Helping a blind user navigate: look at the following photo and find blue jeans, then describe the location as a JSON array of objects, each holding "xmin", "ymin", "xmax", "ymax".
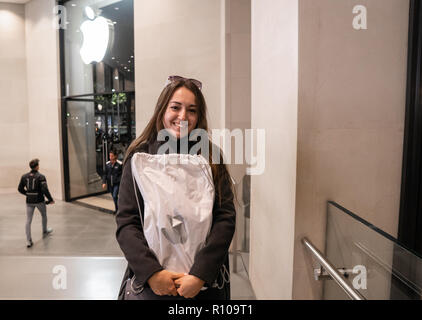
[
  {"xmin": 26, "ymin": 203, "xmax": 47, "ymax": 242},
  {"xmin": 110, "ymin": 184, "xmax": 119, "ymax": 212}
]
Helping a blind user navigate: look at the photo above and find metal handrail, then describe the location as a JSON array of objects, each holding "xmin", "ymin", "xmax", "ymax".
[{"xmin": 302, "ymin": 237, "xmax": 366, "ymax": 300}]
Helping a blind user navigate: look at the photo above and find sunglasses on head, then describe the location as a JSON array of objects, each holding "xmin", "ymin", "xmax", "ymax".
[{"xmin": 165, "ymin": 75, "xmax": 203, "ymax": 91}]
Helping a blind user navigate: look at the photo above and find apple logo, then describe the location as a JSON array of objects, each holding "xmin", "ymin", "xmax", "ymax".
[{"xmin": 80, "ymin": 6, "xmax": 114, "ymax": 64}]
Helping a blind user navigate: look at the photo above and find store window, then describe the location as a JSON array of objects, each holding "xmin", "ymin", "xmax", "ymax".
[{"xmin": 59, "ymin": 0, "xmax": 135, "ymax": 201}]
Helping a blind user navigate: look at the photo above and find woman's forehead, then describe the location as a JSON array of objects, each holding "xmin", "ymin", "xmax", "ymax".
[
  {"xmin": 171, "ymin": 87, "xmax": 196, "ymax": 100},
  {"xmin": 169, "ymin": 87, "xmax": 197, "ymax": 106}
]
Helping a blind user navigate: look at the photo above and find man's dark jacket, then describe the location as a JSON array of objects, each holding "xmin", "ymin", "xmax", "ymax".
[
  {"xmin": 102, "ymin": 160, "xmax": 123, "ymax": 188},
  {"xmin": 18, "ymin": 170, "xmax": 54, "ymax": 204},
  {"xmin": 115, "ymin": 139, "xmax": 236, "ymax": 299}
]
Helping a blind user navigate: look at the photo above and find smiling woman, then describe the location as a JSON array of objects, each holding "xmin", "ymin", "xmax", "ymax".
[
  {"xmin": 117, "ymin": 76, "xmax": 236, "ymax": 300},
  {"xmin": 162, "ymin": 87, "xmax": 199, "ymax": 138}
]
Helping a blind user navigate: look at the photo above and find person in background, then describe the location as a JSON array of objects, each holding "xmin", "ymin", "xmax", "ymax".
[
  {"xmin": 102, "ymin": 150, "xmax": 123, "ymax": 213},
  {"xmin": 18, "ymin": 158, "xmax": 54, "ymax": 248}
]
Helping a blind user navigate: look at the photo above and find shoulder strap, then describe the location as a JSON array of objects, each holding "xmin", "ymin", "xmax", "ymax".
[{"xmin": 132, "ymin": 168, "xmax": 144, "ymax": 229}]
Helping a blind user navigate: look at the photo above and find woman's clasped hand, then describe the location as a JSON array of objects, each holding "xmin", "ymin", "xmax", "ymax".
[{"xmin": 148, "ymin": 270, "xmax": 205, "ymax": 298}]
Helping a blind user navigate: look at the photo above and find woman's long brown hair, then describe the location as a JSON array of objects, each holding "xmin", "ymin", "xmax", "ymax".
[{"xmin": 124, "ymin": 78, "xmax": 234, "ymax": 205}]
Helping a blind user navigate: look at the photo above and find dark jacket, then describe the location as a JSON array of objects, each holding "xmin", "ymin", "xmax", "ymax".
[
  {"xmin": 18, "ymin": 170, "xmax": 54, "ymax": 204},
  {"xmin": 115, "ymin": 139, "xmax": 236, "ymax": 299},
  {"xmin": 102, "ymin": 160, "xmax": 123, "ymax": 188}
]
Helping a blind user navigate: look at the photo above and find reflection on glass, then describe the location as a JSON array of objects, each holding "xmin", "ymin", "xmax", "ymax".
[
  {"xmin": 64, "ymin": 0, "xmax": 134, "ymax": 96},
  {"xmin": 236, "ymin": 174, "xmax": 251, "ymax": 275},
  {"xmin": 67, "ymin": 99, "xmax": 103, "ymax": 198},
  {"xmin": 67, "ymin": 93, "xmax": 135, "ymax": 199},
  {"xmin": 324, "ymin": 202, "xmax": 422, "ymax": 300}
]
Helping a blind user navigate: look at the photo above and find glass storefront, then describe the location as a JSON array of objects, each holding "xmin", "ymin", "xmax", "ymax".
[
  {"xmin": 59, "ymin": 0, "xmax": 135, "ymax": 201},
  {"xmin": 65, "ymin": 93, "xmax": 135, "ymax": 199}
]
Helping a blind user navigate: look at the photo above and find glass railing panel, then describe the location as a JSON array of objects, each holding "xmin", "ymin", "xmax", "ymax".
[
  {"xmin": 0, "ymin": 256, "xmax": 126, "ymax": 300},
  {"xmin": 324, "ymin": 202, "xmax": 422, "ymax": 300}
]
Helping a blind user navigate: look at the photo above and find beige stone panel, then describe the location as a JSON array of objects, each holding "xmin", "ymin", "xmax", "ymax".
[
  {"xmin": 292, "ymin": 266, "xmax": 323, "ymax": 300},
  {"xmin": 0, "ymin": 122, "xmax": 28, "ymax": 159},
  {"xmin": 0, "ymin": 167, "xmax": 28, "ymax": 188},
  {"xmin": 0, "ymin": 3, "xmax": 26, "ymax": 58},
  {"xmin": 293, "ymin": 195, "xmax": 325, "ymax": 271},
  {"xmin": 250, "ymin": 0, "xmax": 298, "ymax": 299},
  {"xmin": 301, "ymin": 0, "xmax": 408, "ymax": 131},
  {"xmin": 0, "ymin": 61, "xmax": 28, "ymax": 123},
  {"xmin": 294, "ymin": 0, "xmax": 408, "ymax": 299},
  {"xmin": 0, "ymin": 123, "xmax": 29, "ymax": 187},
  {"xmin": 134, "ymin": 0, "xmax": 223, "ymax": 135},
  {"xmin": 231, "ymin": 33, "xmax": 251, "ymax": 78},
  {"xmin": 225, "ymin": 0, "xmax": 251, "ymax": 256},
  {"xmin": 135, "ymin": 0, "xmax": 219, "ymax": 28},
  {"xmin": 0, "ymin": 3, "xmax": 29, "ymax": 189},
  {"xmin": 25, "ymin": 0, "xmax": 63, "ymax": 200},
  {"xmin": 312, "ymin": 129, "xmax": 403, "ymax": 236},
  {"xmin": 250, "ymin": 137, "xmax": 297, "ymax": 299},
  {"xmin": 230, "ymin": 0, "xmax": 251, "ymax": 34},
  {"xmin": 230, "ymin": 76, "xmax": 251, "ymax": 124}
]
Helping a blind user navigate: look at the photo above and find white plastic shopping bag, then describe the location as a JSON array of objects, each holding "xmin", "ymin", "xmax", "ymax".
[{"xmin": 131, "ymin": 153, "xmax": 215, "ymax": 274}]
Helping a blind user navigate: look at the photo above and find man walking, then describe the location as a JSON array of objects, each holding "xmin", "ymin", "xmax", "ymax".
[
  {"xmin": 102, "ymin": 150, "xmax": 122, "ymax": 213},
  {"xmin": 18, "ymin": 159, "xmax": 54, "ymax": 248}
]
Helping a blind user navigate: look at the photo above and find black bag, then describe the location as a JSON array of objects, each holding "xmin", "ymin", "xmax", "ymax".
[
  {"xmin": 123, "ymin": 276, "xmax": 186, "ymax": 300},
  {"xmin": 122, "ymin": 275, "xmax": 228, "ymax": 300}
]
